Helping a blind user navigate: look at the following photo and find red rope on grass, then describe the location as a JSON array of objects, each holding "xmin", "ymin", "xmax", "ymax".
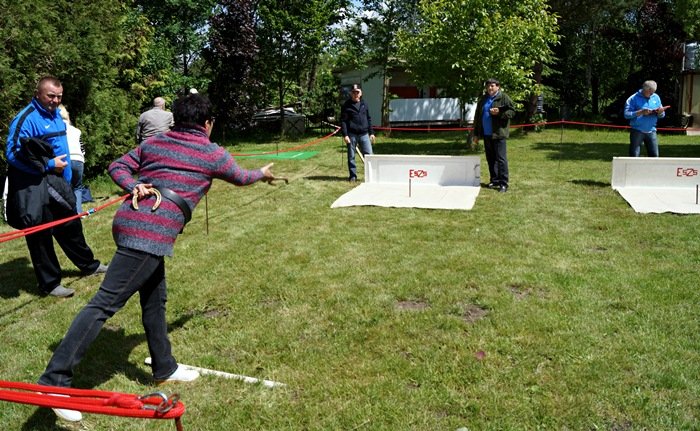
[
  {"xmin": 0, "ymin": 194, "xmax": 130, "ymax": 244},
  {"xmin": 0, "ymin": 380, "xmax": 185, "ymax": 420}
]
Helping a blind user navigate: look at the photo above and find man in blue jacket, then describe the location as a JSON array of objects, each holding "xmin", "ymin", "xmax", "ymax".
[
  {"xmin": 5, "ymin": 76, "xmax": 106, "ymax": 298},
  {"xmin": 624, "ymin": 80, "xmax": 669, "ymax": 157},
  {"xmin": 473, "ymin": 78, "xmax": 516, "ymax": 193},
  {"xmin": 340, "ymin": 84, "xmax": 375, "ymax": 182}
]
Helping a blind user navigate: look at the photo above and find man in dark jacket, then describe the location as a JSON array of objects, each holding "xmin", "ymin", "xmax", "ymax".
[
  {"xmin": 4, "ymin": 76, "xmax": 107, "ymax": 297},
  {"xmin": 473, "ymin": 78, "xmax": 515, "ymax": 193},
  {"xmin": 340, "ymin": 84, "xmax": 375, "ymax": 182}
]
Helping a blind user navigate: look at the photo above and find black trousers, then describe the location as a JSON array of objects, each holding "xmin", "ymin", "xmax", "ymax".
[
  {"xmin": 39, "ymin": 247, "xmax": 176, "ymax": 387},
  {"xmin": 484, "ymin": 136, "xmax": 509, "ymax": 186},
  {"xmin": 24, "ymin": 200, "xmax": 99, "ymax": 293}
]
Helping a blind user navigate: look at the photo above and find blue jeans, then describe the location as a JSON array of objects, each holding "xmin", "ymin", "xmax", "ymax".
[
  {"xmin": 346, "ymin": 133, "xmax": 373, "ymax": 179},
  {"xmin": 71, "ymin": 161, "xmax": 84, "ymax": 214},
  {"xmin": 39, "ymin": 247, "xmax": 178, "ymax": 387},
  {"xmin": 629, "ymin": 129, "xmax": 659, "ymax": 157}
]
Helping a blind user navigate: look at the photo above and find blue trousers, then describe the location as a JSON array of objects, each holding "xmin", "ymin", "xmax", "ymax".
[
  {"xmin": 39, "ymin": 247, "xmax": 177, "ymax": 387},
  {"xmin": 71, "ymin": 161, "xmax": 84, "ymax": 214},
  {"xmin": 346, "ymin": 133, "xmax": 373, "ymax": 179},
  {"xmin": 629, "ymin": 129, "xmax": 659, "ymax": 157}
]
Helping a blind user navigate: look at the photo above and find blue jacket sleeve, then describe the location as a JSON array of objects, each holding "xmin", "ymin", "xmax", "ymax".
[
  {"xmin": 6, "ymin": 111, "xmax": 43, "ymax": 175},
  {"xmin": 624, "ymin": 93, "xmax": 639, "ymax": 120}
]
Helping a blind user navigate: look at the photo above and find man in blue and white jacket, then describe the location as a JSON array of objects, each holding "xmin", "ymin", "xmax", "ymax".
[
  {"xmin": 623, "ymin": 80, "xmax": 669, "ymax": 157},
  {"xmin": 5, "ymin": 76, "xmax": 106, "ymax": 298}
]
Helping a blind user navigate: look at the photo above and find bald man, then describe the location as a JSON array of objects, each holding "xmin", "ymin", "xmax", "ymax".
[
  {"xmin": 136, "ymin": 97, "xmax": 174, "ymax": 144},
  {"xmin": 5, "ymin": 76, "xmax": 106, "ymax": 297}
]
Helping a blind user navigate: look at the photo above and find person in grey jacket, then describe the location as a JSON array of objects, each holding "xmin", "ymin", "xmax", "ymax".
[
  {"xmin": 473, "ymin": 78, "xmax": 515, "ymax": 192},
  {"xmin": 136, "ymin": 97, "xmax": 174, "ymax": 144}
]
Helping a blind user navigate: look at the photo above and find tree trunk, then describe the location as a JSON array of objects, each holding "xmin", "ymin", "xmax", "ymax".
[
  {"xmin": 591, "ymin": 75, "xmax": 600, "ymax": 116},
  {"xmin": 525, "ymin": 62, "xmax": 543, "ymax": 132},
  {"xmin": 279, "ymin": 75, "xmax": 285, "ymax": 139},
  {"xmin": 381, "ymin": 67, "xmax": 391, "ymax": 137}
]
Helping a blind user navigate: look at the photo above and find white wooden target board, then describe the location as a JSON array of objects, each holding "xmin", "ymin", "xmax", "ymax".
[
  {"xmin": 331, "ymin": 154, "xmax": 481, "ymax": 211},
  {"xmin": 612, "ymin": 157, "xmax": 700, "ymax": 214}
]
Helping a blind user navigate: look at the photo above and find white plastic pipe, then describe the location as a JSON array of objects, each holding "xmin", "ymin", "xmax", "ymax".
[{"xmin": 144, "ymin": 357, "xmax": 285, "ymax": 388}]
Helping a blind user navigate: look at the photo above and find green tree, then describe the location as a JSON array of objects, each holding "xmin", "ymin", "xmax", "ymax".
[
  {"xmin": 675, "ymin": 0, "xmax": 700, "ymax": 40},
  {"xmin": 136, "ymin": 0, "xmax": 217, "ymax": 97},
  {"xmin": 348, "ymin": 0, "xmax": 420, "ymax": 127},
  {"xmin": 549, "ymin": 0, "xmax": 646, "ymax": 119},
  {"xmin": 397, "ymin": 0, "xmax": 559, "ymax": 115},
  {"xmin": 549, "ymin": 0, "xmax": 686, "ymax": 121},
  {"xmin": 254, "ymin": 0, "xmax": 345, "ymax": 137},
  {"xmin": 631, "ymin": 0, "xmax": 686, "ymax": 113},
  {"xmin": 204, "ymin": 0, "xmax": 262, "ymax": 136},
  {"xmin": 0, "ymin": 0, "xmax": 148, "ymax": 178}
]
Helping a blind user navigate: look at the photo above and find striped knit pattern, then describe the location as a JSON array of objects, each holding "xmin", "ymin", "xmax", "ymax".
[{"xmin": 108, "ymin": 126, "xmax": 264, "ymax": 256}]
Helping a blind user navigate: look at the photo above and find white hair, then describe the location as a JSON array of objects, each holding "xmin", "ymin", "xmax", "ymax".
[{"xmin": 642, "ymin": 80, "xmax": 657, "ymax": 92}]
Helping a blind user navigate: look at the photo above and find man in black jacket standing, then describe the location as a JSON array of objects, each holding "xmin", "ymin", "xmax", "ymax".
[
  {"xmin": 340, "ymin": 84, "xmax": 375, "ymax": 182},
  {"xmin": 473, "ymin": 78, "xmax": 515, "ymax": 193}
]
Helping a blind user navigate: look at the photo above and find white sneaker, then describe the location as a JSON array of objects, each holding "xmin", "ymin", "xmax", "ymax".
[
  {"xmin": 53, "ymin": 406, "xmax": 83, "ymax": 422},
  {"xmin": 43, "ymin": 393, "xmax": 82, "ymax": 422},
  {"xmin": 157, "ymin": 365, "xmax": 200, "ymax": 383}
]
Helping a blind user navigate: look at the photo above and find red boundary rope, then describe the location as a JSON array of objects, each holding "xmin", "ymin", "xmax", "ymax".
[
  {"xmin": 0, "ymin": 128, "xmax": 342, "ymax": 244},
  {"xmin": 0, "ymin": 194, "xmax": 130, "ymax": 245},
  {"xmin": 374, "ymin": 119, "xmax": 691, "ymax": 133},
  {"xmin": 0, "ymin": 380, "xmax": 184, "ymax": 420},
  {"xmin": 1, "ymin": 120, "xmax": 691, "ymax": 244}
]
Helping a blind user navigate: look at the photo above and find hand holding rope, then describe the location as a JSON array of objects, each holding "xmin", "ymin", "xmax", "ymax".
[{"xmin": 258, "ymin": 162, "xmax": 289, "ymax": 185}]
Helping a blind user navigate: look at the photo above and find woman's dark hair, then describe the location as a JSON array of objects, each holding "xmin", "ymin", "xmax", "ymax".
[{"xmin": 173, "ymin": 93, "xmax": 213, "ymax": 128}]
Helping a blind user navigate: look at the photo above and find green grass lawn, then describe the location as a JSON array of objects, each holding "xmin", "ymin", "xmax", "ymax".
[{"xmin": 1, "ymin": 127, "xmax": 700, "ymax": 430}]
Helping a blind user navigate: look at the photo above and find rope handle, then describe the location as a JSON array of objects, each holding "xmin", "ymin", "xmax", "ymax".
[
  {"xmin": 138, "ymin": 392, "xmax": 180, "ymax": 413},
  {"xmin": 0, "ymin": 381, "xmax": 185, "ymax": 420},
  {"xmin": 132, "ymin": 188, "xmax": 162, "ymax": 211}
]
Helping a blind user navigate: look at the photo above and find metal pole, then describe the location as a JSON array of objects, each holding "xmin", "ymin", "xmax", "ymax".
[{"xmin": 356, "ymin": 145, "xmax": 365, "ymax": 163}]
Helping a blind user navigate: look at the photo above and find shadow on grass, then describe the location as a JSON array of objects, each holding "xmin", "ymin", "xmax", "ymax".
[
  {"xmin": 376, "ymin": 141, "xmax": 473, "ymax": 156},
  {"xmin": 19, "ymin": 312, "xmax": 195, "ymax": 430},
  {"xmin": 305, "ymin": 175, "xmax": 350, "ymax": 182},
  {"xmin": 569, "ymin": 179, "xmax": 611, "ymax": 188},
  {"xmin": 0, "ymin": 256, "xmax": 37, "ymax": 298},
  {"xmin": 0, "ymin": 256, "xmax": 114, "ymax": 298},
  {"xmin": 533, "ymin": 142, "xmax": 626, "ymax": 161},
  {"xmin": 377, "ymin": 130, "xmax": 468, "ymax": 141},
  {"xmin": 534, "ymin": 141, "xmax": 700, "ymax": 161}
]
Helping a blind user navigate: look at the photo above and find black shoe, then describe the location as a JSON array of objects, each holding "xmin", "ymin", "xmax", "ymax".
[
  {"xmin": 498, "ymin": 185, "xmax": 508, "ymax": 193},
  {"xmin": 485, "ymin": 182, "xmax": 496, "ymax": 189}
]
